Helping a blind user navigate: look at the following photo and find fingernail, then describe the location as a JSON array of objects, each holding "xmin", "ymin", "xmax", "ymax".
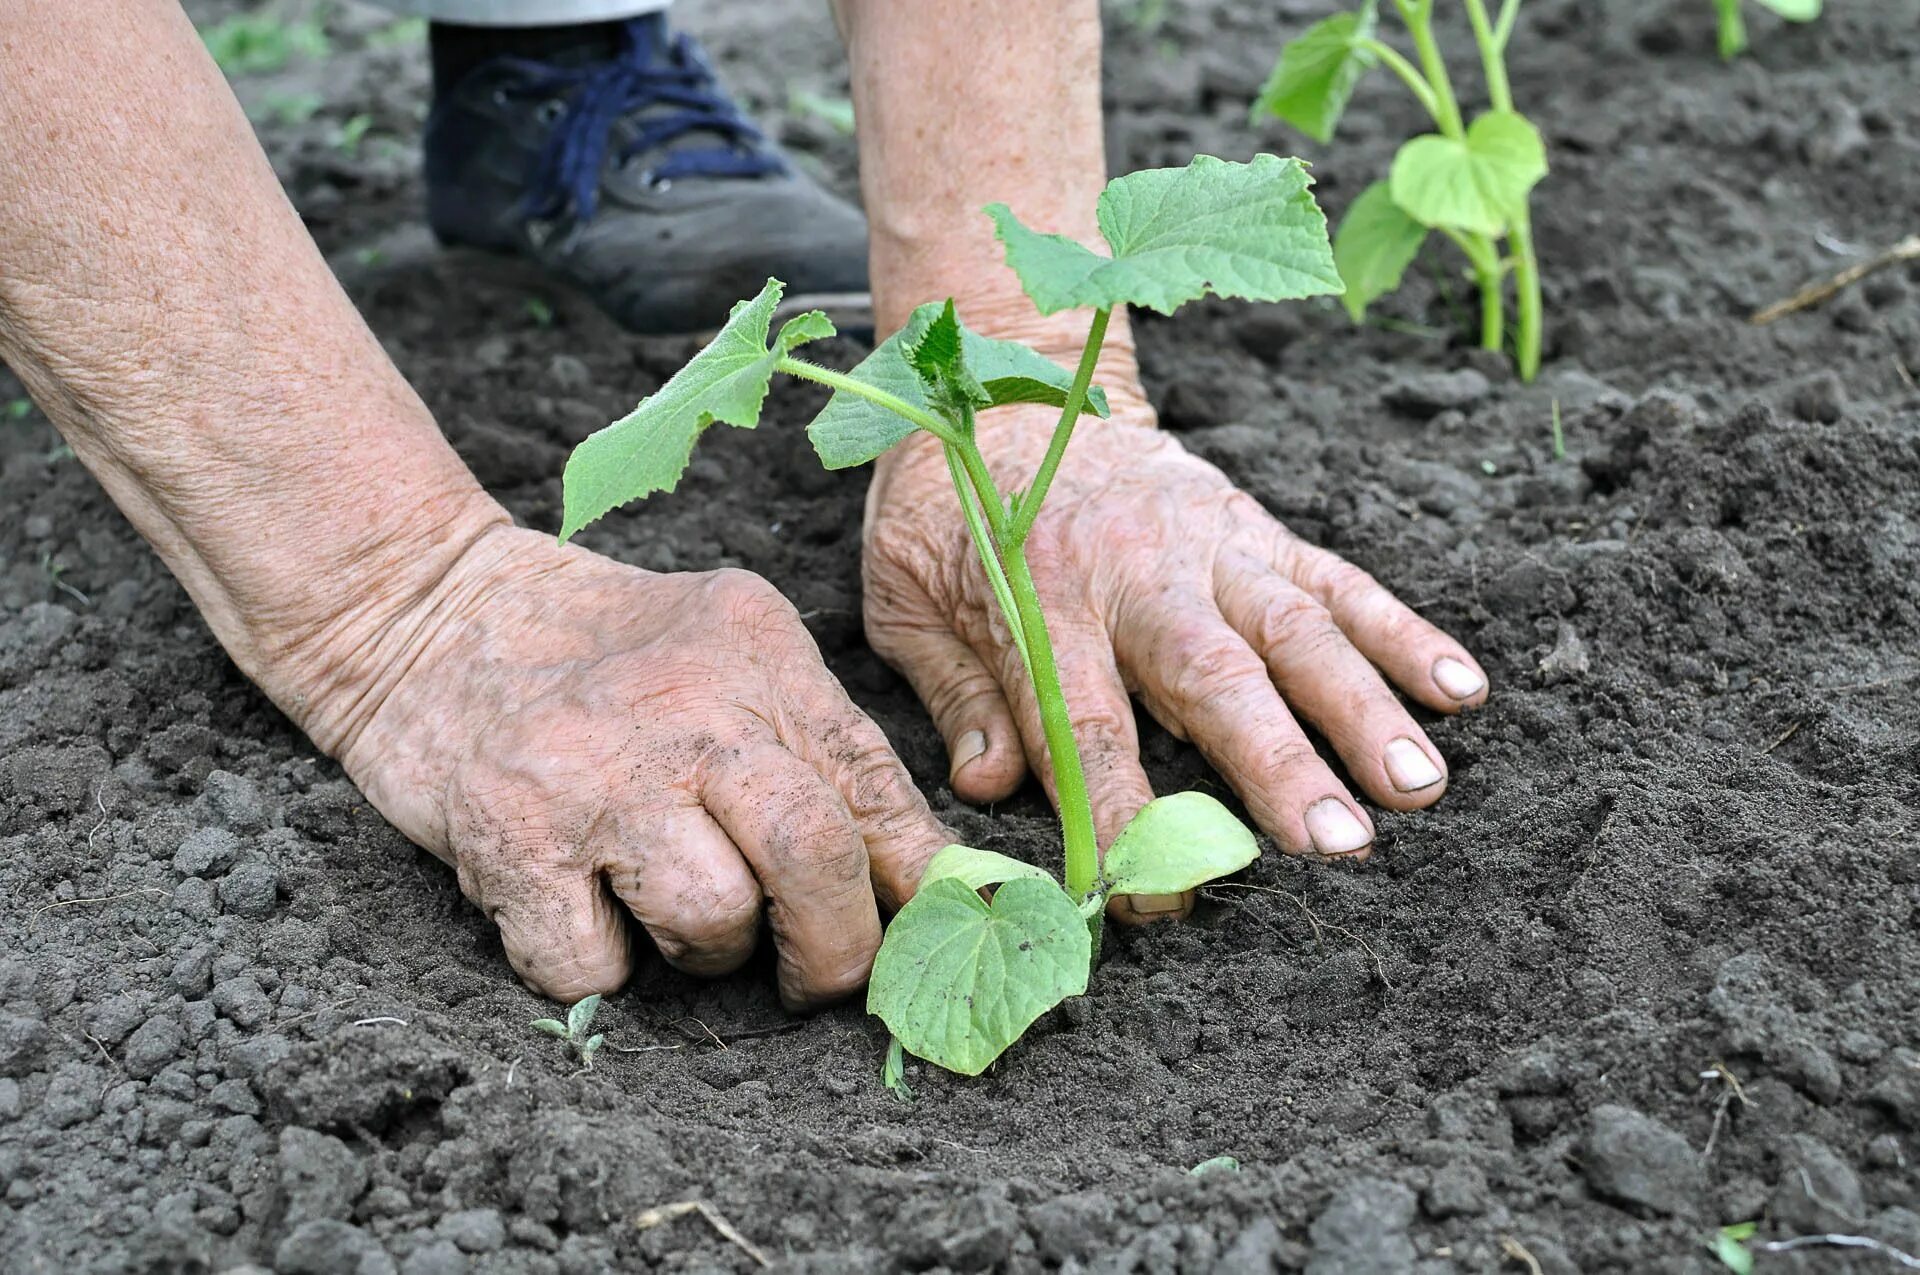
[
  {"xmin": 1384, "ymin": 738, "xmax": 1444, "ymax": 792},
  {"xmin": 1305, "ymin": 799, "xmax": 1372, "ymax": 856},
  {"xmin": 951, "ymin": 729, "xmax": 988, "ymax": 775},
  {"xmin": 1432, "ymin": 656, "xmax": 1485, "ymax": 701},
  {"xmin": 1127, "ymin": 893, "xmax": 1186, "ymax": 916}
]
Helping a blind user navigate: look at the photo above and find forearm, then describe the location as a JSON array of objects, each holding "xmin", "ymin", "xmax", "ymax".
[
  {"xmin": 0, "ymin": 1, "xmax": 505, "ymax": 748},
  {"xmin": 834, "ymin": 0, "xmax": 1144, "ymax": 406}
]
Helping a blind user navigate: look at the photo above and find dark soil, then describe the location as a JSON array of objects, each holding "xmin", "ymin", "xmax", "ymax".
[{"xmin": 4, "ymin": 1, "xmax": 1917, "ymax": 1271}]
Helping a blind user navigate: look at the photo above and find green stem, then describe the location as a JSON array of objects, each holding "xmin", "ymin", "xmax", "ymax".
[
  {"xmin": 1441, "ymin": 228, "xmax": 1506, "ymax": 351},
  {"xmin": 1356, "ymin": 38, "xmax": 1441, "ymax": 123},
  {"xmin": 777, "ymin": 357, "xmax": 965, "ymax": 451},
  {"xmin": 1462, "ymin": 0, "xmax": 1512, "ymax": 111},
  {"xmin": 946, "ymin": 445, "xmax": 1029, "ymax": 662},
  {"xmin": 1009, "ymin": 308, "xmax": 1109, "ymax": 547},
  {"xmin": 1001, "ymin": 547, "xmax": 1099, "ymax": 900},
  {"xmin": 1508, "ymin": 207, "xmax": 1542, "ymax": 380},
  {"xmin": 1492, "ymin": 0, "xmax": 1521, "ymax": 50},
  {"xmin": 1396, "ymin": 0, "xmax": 1464, "ymax": 138}
]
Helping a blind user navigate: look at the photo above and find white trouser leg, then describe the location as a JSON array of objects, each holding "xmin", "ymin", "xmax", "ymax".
[{"xmin": 367, "ymin": 0, "xmax": 669, "ymax": 25}]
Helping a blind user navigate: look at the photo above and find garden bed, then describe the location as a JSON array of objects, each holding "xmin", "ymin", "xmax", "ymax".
[{"xmin": 1, "ymin": 0, "xmax": 1915, "ymax": 1270}]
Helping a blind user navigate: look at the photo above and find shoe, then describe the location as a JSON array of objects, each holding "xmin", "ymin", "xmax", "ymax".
[{"xmin": 423, "ymin": 16, "xmax": 870, "ymax": 336}]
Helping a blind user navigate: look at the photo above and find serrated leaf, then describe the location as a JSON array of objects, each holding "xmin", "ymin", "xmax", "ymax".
[
  {"xmin": 561, "ymin": 278, "xmax": 829, "ymax": 539},
  {"xmin": 1752, "ymin": 0, "xmax": 1819, "ymax": 19},
  {"xmin": 1333, "ymin": 180, "xmax": 1430, "ymax": 322},
  {"xmin": 867, "ymin": 876, "xmax": 1091, "ymax": 1076},
  {"xmin": 921, "ymin": 844, "xmax": 1056, "ymax": 892},
  {"xmin": 988, "ymin": 154, "xmax": 1342, "ymax": 316},
  {"xmin": 807, "ymin": 302, "xmax": 1110, "ymax": 469},
  {"xmin": 906, "ymin": 299, "xmax": 990, "ymax": 416},
  {"xmin": 567, "ymin": 994, "xmax": 601, "ymax": 1037},
  {"xmin": 1252, "ymin": 3, "xmax": 1379, "ymax": 144},
  {"xmin": 1102, "ymin": 792, "xmax": 1260, "ymax": 896},
  {"xmin": 530, "ymin": 1019, "xmax": 568, "ymax": 1038},
  {"xmin": 1389, "ymin": 112, "xmax": 1547, "ymax": 238}
]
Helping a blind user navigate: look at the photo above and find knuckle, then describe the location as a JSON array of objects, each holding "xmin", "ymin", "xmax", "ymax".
[
  {"xmin": 1159, "ymin": 625, "xmax": 1263, "ymax": 706},
  {"xmin": 1252, "ymin": 591, "xmax": 1342, "ymax": 658},
  {"xmin": 1244, "ymin": 736, "xmax": 1327, "ymax": 790}
]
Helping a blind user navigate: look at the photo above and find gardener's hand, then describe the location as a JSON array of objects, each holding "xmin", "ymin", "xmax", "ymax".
[
  {"xmin": 320, "ymin": 526, "xmax": 946, "ymax": 1007},
  {"xmin": 864, "ymin": 389, "xmax": 1488, "ymax": 914}
]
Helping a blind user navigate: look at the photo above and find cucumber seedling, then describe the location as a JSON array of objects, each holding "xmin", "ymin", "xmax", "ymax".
[
  {"xmin": 1255, "ymin": 0, "xmax": 1548, "ymax": 379},
  {"xmin": 1711, "ymin": 0, "xmax": 1821, "ymax": 60},
  {"xmin": 531, "ymin": 993, "xmax": 605, "ymax": 1070},
  {"xmin": 559, "ymin": 154, "xmax": 1343, "ymax": 1077}
]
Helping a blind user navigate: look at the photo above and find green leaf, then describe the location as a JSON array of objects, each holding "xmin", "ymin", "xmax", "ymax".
[
  {"xmin": 988, "ymin": 154, "xmax": 1343, "ymax": 316},
  {"xmin": 1711, "ymin": 1224, "xmax": 1756, "ymax": 1275},
  {"xmin": 1189, "ymin": 1155, "xmax": 1241, "ymax": 1176},
  {"xmin": 807, "ymin": 301, "xmax": 1109, "ymax": 470},
  {"xmin": 1252, "ymin": 4, "xmax": 1379, "ymax": 144},
  {"xmin": 579, "ymin": 1034, "xmax": 604, "ymax": 1068},
  {"xmin": 530, "ymin": 1019, "xmax": 569, "ymax": 1038},
  {"xmin": 906, "ymin": 299, "xmax": 991, "ymax": 417},
  {"xmin": 920, "ymin": 844, "xmax": 1056, "ymax": 892},
  {"xmin": 867, "ymin": 876, "xmax": 1091, "ymax": 1076},
  {"xmin": 1102, "ymin": 792, "xmax": 1260, "ymax": 896},
  {"xmin": 1332, "ymin": 181, "xmax": 1429, "ymax": 322},
  {"xmin": 567, "ymin": 994, "xmax": 602, "ymax": 1038},
  {"xmin": 562, "ymin": 279, "xmax": 830, "ymax": 539},
  {"xmin": 1752, "ymin": 0, "xmax": 1819, "ymax": 20},
  {"xmin": 881, "ymin": 1036, "xmax": 913, "ymax": 1104},
  {"xmin": 1389, "ymin": 112, "xmax": 1548, "ymax": 238}
]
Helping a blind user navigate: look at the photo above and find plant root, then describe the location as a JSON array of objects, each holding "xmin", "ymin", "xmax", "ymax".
[
  {"xmin": 1751, "ymin": 233, "xmax": 1920, "ymax": 324},
  {"xmin": 1500, "ymin": 1236, "xmax": 1545, "ymax": 1274},
  {"xmin": 1203, "ymin": 882, "xmax": 1395, "ymax": 989},
  {"xmin": 634, "ymin": 1201, "xmax": 771, "ymax": 1268},
  {"xmin": 1757, "ymin": 1235, "xmax": 1920, "ymax": 1268}
]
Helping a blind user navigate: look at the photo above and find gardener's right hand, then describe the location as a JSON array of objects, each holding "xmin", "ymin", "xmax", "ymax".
[{"xmin": 310, "ymin": 525, "xmax": 947, "ymax": 1008}]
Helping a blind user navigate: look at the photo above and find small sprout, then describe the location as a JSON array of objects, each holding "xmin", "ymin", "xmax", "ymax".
[
  {"xmin": 1549, "ymin": 397, "xmax": 1565, "ymax": 461},
  {"xmin": 1711, "ymin": 1221, "xmax": 1757, "ymax": 1274},
  {"xmin": 1714, "ymin": 0, "xmax": 1821, "ymax": 60},
  {"xmin": 525, "ymin": 297, "xmax": 556, "ymax": 328},
  {"xmin": 880, "ymin": 1036, "xmax": 913, "ymax": 1104},
  {"xmin": 562, "ymin": 155, "xmax": 1334, "ymax": 1077},
  {"xmin": 787, "ymin": 88, "xmax": 856, "ymax": 136},
  {"xmin": 334, "ymin": 113, "xmax": 374, "ymax": 156},
  {"xmin": 530, "ymin": 993, "xmax": 604, "ymax": 1069},
  {"xmin": 6, "ymin": 398, "xmax": 32, "ymax": 420},
  {"xmin": 1189, "ymin": 1155, "xmax": 1241, "ymax": 1176},
  {"xmin": 1256, "ymin": 0, "xmax": 1548, "ymax": 380},
  {"xmin": 201, "ymin": 11, "xmax": 330, "ymax": 77}
]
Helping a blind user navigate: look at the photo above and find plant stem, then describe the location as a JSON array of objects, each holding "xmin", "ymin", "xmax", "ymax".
[
  {"xmin": 1009, "ymin": 308, "xmax": 1109, "ymax": 547},
  {"xmin": 1000, "ymin": 546, "xmax": 1099, "ymax": 901},
  {"xmin": 1461, "ymin": 0, "xmax": 1511, "ymax": 111},
  {"xmin": 777, "ymin": 357, "xmax": 965, "ymax": 451},
  {"xmin": 1441, "ymin": 228, "xmax": 1506, "ymax": 351},
  {"xmin": 1396, "ymin": 1, "xmax": 1464, "ymax": 138},
  {"xmin": 946, "ymin": 445, "xmax": 1029, "ymax": 662},
  {"xmin": 1461, "ymin": 0, "xmax": 1542, "ymax": 379},
  {"xmin": 1356, "ymin": 38, "xmax": 1440, "ymax": 122}
]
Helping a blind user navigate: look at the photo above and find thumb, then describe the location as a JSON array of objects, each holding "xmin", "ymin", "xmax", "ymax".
[{"xmin": 868, "ymin": 607, "xmax": 1026, "ymax": 805}]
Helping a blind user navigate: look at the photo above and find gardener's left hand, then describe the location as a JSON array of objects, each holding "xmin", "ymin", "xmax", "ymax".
[{"xmin": 864, "ymin": 379, "xmax": 1488, "ymax": 919}]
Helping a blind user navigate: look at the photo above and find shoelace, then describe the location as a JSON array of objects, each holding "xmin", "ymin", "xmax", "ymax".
[{"xmin": 505, "ymin": 18, "xmax": 786, "ymax": 223}]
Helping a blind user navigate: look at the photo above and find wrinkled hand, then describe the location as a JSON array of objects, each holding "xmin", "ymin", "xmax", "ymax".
[
  {"xmin": 321, "ymin": 526, "xmax": 945, "ymax": 1007},
  {"xmin": 864, "ymin": 393, "xmax": 1488, "ymax": 916}
]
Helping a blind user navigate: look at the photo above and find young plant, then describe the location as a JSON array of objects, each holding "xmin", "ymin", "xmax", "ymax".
[
  {"xmin": 1255, "ymin": 0, "xmax": 1548, "ymax": 380},
  {"xmin": 531, "ymin": 993, "xmax": 605, "ymax": 1069},
  {"xmin": 559, "ymin": 154, "xmax": 1343, "ymax": 1076},
  {"xmin": 1711, "ymin": 0, "xmax": 1821, "ymax": 60}
]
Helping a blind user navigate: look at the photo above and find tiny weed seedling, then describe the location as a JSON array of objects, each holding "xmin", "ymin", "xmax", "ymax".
[
  {"xmin": 1712, "ymin": 0, "xmax": 1821, "ymax": 60},
  {"xmin": 1711, "ymin": 1222, "xmax": 1757, "ymax": 1275},
  {"xmin": 560, "ymin": 154, "xmax": 1342, "ymax": 1076},
  {"xmin": 200, "ymin": 9, "xmax": 331, "ymax": 77},
  {"xmin": 531, "ymin": 993, "xmax": 605, "ymax": 1069},
  {"xmin": 1256, "ymin": 0, "xmax": 1548, "ymax": 379}
]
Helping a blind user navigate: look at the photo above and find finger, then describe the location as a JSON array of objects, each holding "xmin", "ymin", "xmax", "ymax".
[
  {"xmin": 1117, "ymin": 595, "xmax": 1376, "ymax": 862},
  {"xmin": 1277, "ymin": 539, "xmax": 1490, "ymax": 713},
  {"xmin": 598, "ymin": 803, "xmax": 764, "ymax": 977},
  {"xmin": 701, "ymin": 738, "xmax": 881, "ymax": 1010},
  {"xmin": 462, "ymin": 858, "xmax": 632, "ymax": 1002},
  {"xmin": 985, "ymin": 605, "xmax": 1178, "ymax": 923},
  {"xmin": 866, "ymin": 590, "xmax": 1026, "ymax": 804},
  {"xmin": 1215, "ymin": 558, "xmax": 1449, "ymax": 812},
  {"xmin": 776, "ymin": 686, "xmax": 951, "ymax": 913}
]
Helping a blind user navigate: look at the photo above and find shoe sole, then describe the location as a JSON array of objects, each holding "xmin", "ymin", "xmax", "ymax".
[{"xmin": 330, "ymin": 227, "xmax": 875, "ymax": 342}]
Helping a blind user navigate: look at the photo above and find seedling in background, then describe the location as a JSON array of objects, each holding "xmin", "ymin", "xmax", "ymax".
[
  {"xmin": 531, "ymin": 993, "xmax": 605, "ymax": 1069},
  {"xmin": 560, "ymin": 154, "xmax": 1342, "ymax": 1077},
  {"xmin": 1712, "ymin": 0, "xmax": 1821, "ymax": 60},
  {"xmin": 200, "ymin": 9, "xmax": 331, "ymax": 77},
  {"xmin": 1256, "ymin": 0, "xmax": 1548, "ymax": 380}
]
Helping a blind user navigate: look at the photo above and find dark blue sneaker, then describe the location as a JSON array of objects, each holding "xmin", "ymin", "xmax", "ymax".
[{"xmin": 424, "ymin": 16, "xmax": 869, "ymax": 336}]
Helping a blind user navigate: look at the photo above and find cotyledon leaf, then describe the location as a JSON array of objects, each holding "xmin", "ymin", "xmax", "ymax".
[
  {"xmin": 867, "ymin": 876, "xmax": 1091, "ymax": 1076},
  {"xmin": 807, "ymin": 300, "xmax": 1110, "ymax": 470},
  {"xmin": 1388, "ymin": 111, "xmax": 1547, "ymax": 238},
  {"xmin": 986, "ymin": 153, "xmax": 1343, "ymax": 316},
  {"xmin": 559, "ymin": 278, "xmax": 831, "ymax": 540},
  {"xmin": 1102, "ymin": 792, "xmax": 1260, "ymax": 897}
]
